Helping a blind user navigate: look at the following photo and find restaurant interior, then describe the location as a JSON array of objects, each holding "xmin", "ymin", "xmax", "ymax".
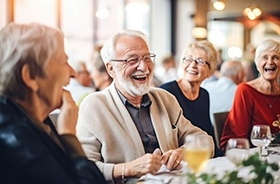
[
  {"xmin": 1, "ymin": 0, "xmax": 279, "ymax": 67},
  {"xmin": 1, "ymin": 1, "xmax": 280, "ymax": 183}
]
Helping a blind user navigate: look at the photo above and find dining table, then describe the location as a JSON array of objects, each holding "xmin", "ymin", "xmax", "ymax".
[{"xmin": 137, "ymin": 146, "xmax": 280, "ymax": 184}]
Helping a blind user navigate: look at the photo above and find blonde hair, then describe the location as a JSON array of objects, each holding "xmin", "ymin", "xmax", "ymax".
[{"xmin": 180, "ymin": 40, "xmax": 218, "ymax": 75}]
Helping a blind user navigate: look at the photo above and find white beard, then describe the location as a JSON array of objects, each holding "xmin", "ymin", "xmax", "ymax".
[{"xmin": 115, "ymin": 69, "xmax": 152, "ymax": 96}]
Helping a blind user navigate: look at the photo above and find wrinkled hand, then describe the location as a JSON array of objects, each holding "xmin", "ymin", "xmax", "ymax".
[
  {"xmin": 161, "ymin": 147, "xmax": 184, "ymax": 170},
  {"xmin": 126, "ymin": 148, "xmax": 162, "ymax": 177},
  {"xmin": 56, "ymin": 90, "xmax": 78, "ymax": 135}
]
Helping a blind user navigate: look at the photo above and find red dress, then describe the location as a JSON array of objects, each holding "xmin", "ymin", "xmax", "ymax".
[{"xmin": 220, "ymin": 83, "xmax": 280, "ymax": 150}]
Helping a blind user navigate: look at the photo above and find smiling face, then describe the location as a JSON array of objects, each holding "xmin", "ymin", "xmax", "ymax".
[
  {"xmin": 108, "ymin": 35, "xmax": 154, "ymax": 97},
  {"xmin": 36, "ymin": 47, "xmax": 76, "ymax": 111},
  {"xmin": 257, "ymin": 51, "xmax": 280, "ymax": 81},
  {"xmin": 180, "ymin": 48, "xmax": 211, "ymax": 83}
]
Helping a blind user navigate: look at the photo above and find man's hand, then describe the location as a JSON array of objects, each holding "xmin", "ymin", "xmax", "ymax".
[
  {"xmin": 161, "ymin": 147, "xmax": 184, "ymax": 170},
  {"xmin": 124, "ymin": 148, "xmax": 162, "ymax": 177}
]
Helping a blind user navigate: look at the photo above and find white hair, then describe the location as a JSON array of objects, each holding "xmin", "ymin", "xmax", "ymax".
[
  {"xmin": 100, "ymin": 29, "xmax": 150, "ymax": 64},
  {"xmin": 0, "ymin": 22, "xmax": 64, "ymax": 99},
  {"xmin": 254, "ymin": 39, "xmax": 280, "ymax": 66}
]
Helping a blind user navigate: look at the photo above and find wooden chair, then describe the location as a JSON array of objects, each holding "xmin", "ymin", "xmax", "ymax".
[{"xmin": 213, "ymin": 111, "xmax": 229, "ymax": 149}]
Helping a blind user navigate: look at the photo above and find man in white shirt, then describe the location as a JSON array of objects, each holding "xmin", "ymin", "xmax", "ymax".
[{"xmin": 203, "ymin": 60, "xmax": 245, "ymax": 124}]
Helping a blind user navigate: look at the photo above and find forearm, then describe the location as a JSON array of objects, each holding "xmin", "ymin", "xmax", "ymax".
[{"xmin": 60, "ymin": 134, "xmax": 86, "ymax": 157}]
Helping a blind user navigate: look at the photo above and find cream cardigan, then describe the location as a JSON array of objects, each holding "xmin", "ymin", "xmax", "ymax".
[{"xmin": 76, "ymin": 83, "xmax": 214, "ymax": 182}]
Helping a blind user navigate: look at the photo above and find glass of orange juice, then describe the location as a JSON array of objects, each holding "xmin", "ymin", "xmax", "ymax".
[{"xmin": 183, "ymin": 134, "xmax": 211, "ymax": 175}]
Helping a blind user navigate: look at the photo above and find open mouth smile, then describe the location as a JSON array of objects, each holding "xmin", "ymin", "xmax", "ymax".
[
  {"xmin": 264, "ymin": 67, "xmax": 276, "ymax": 73},
  {"xmin": 132, "ymin": 74, "xmax": 148, "ymax": 81},
  {"xmin": 186, "ymin": 70, "xmax": 198, "ymax": 75}
]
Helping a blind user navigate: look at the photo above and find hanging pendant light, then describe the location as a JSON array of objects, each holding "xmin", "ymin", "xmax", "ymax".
[
  {"xmin": 212, "ymin": 0, "xmax": 225, "ymax": 11},
  {"xmin": 243, "ymin": 5, "xmax": 262, "ymax": 20}
]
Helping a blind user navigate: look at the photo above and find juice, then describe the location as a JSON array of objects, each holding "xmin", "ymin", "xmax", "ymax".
[{"xmin": 184, "ymin": 148, "xmax": 210, "ymax": 173}]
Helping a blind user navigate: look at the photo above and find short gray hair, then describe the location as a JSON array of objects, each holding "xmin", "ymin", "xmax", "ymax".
[
  {"xmin": 0, "ymin": 23, "xmax": 64, "ymax": 100},
  {"xmin": 180, "ymin": 40, "xmax": 218, "ymax": 75},
  {"xmin": 220, "ymin": 60, "xmax": 243, "ymax": 78},
  {"xmin": 100, "ymin": 29, "xmax": 149, "ymax": 64},
  {"xmin": 255, "ymin": 39, "xmax": 280, "ymax": 66}
]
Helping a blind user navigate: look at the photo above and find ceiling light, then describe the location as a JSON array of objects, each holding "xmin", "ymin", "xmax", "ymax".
[
  {"xmin": 192, "ymin": 27, "xmax": 207, "ymax": 39},
  {"xmin": 212, "ymin": 0, "xmax": 225, "ymax": 11},
  {"xmin": 243, "ymin": 5, "xmax": 262, "ymax": 20},
  {"xmin": 96, "ymin": 7, "xmax": 110, "ymax": 19}
]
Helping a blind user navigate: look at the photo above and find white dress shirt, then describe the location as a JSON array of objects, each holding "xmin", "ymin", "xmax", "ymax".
[{"xmin": 203, "ymin": 77, "xmax": 237, "ymax": 124}]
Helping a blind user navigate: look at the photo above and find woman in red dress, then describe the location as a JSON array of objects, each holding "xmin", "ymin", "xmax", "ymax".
[{"xmin": 220, "ymin": 39, "xmax": 280, "ymax": 151}]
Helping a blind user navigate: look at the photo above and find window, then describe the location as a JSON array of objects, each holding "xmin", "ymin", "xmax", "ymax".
[
  {"xmin": 0, "ymin": 0, "xmax": 7, "ymax": 29},
  {"xmin": 208, "ymin": 21, "xmax": 243, "ymax": 60},
  {"xmin": 14, "ymin": 0, "xmax": 57, "ymax": 27}
]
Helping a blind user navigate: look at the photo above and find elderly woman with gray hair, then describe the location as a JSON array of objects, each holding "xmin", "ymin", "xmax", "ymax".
[
  {"xmin": 0, "ymin": 23, "xmax": 105, "ymax": 183},
  {"xmin": 221, "ymin": 39, "xmax": 280, "ymax": 151},
  {"xmin": 160, "ymin": 40, "xmax": 224, "ymax": 157}
]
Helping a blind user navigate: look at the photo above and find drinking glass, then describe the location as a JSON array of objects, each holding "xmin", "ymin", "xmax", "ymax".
[
  {"xmin": 250, "ymin": 125, "xmax": 272, "ymax": 156},
  {"xmin": 183, "ymin": 135, "xmax": 211, "ymax": 175},
  {"xmin": 226, "ymin": 138, "xmax": 249, "ymax": 165}
]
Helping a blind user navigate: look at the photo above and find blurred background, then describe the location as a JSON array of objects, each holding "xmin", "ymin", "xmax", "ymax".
[{"xmin": 0, "ymin": 0, "xmax": 279, "ymax": 69}]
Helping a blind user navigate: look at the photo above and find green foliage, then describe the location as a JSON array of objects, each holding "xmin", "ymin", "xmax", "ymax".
[{"xmin": 186, "ymin": 153, "xmax": 279, "ymax": 184}]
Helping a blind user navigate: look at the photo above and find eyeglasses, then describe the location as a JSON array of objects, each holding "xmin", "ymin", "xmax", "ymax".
[
  {"xmin": 110, "ymin": 53, "xmax": 156, "ymax": 66},
  {"xmin": 182, "ymin": 57, "xmax": 210, "ymax": 67}
]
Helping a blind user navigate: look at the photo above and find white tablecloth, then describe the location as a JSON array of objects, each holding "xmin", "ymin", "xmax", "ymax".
[{"xmin": 139, "ymin": 147, "xmax": 280, "ymax": 184}]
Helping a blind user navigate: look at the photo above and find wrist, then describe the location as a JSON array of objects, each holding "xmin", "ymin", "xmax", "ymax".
[{"xmin": 121, "ymin": 163, "xmax": 126, "ymax": 183}]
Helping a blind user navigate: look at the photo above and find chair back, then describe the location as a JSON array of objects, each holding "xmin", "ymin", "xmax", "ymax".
[{"xmin": 213, "ymin": 111, "xmax": 229, "ymax": 149}]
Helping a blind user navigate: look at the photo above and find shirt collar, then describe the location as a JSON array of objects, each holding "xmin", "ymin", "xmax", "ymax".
[{"xmin": 115, "ymin": 85, "xmax": 151, "ymax": 108}]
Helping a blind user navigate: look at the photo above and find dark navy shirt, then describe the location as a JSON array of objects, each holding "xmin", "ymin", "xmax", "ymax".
[
  {"xmin": 160, "ymin": 80, "xmax": 224, "ymax": 157},
  {"xmin": 116, "ymin": 89, "xmax": 159, "ymax": 153}
]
